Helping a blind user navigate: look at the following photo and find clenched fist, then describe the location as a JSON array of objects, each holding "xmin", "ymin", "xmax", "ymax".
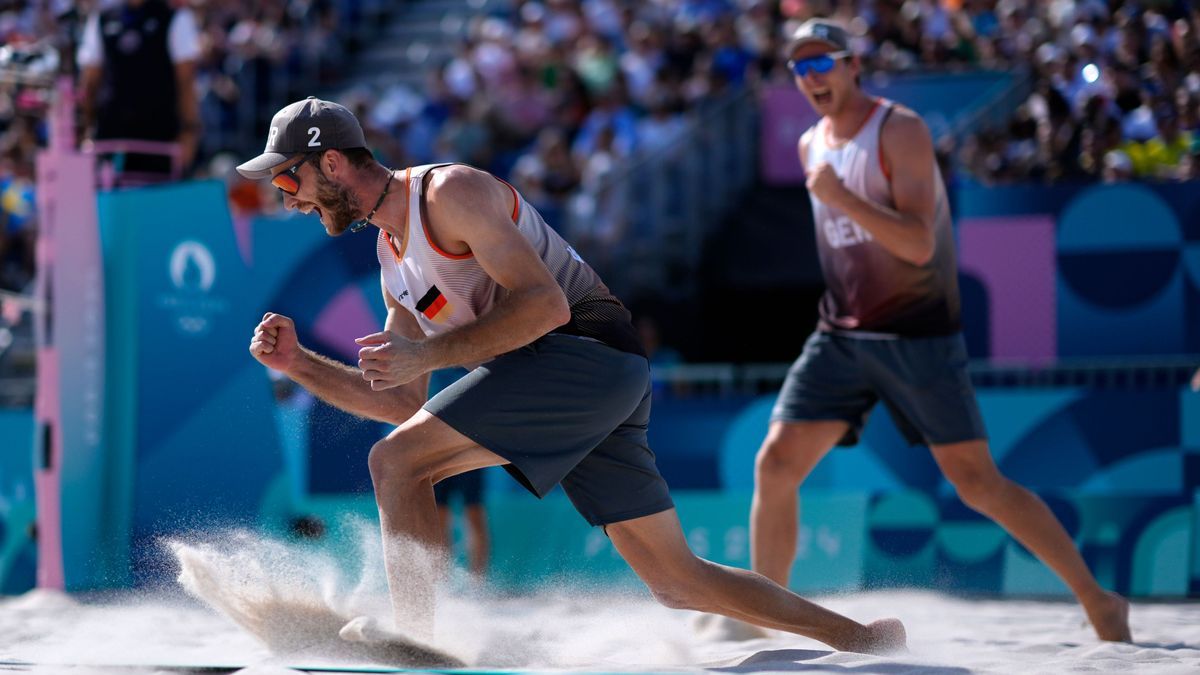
[
  {"xmin": 806, "ymin": 162, "xmax": 849, "ymax": 207},
  {"xmin": 355, "ymin": 330, "xmax": 426, "ymax": 390},
  {"xmin": 249, "ymin": 312, "xmax": 301, "ymax": 373}
]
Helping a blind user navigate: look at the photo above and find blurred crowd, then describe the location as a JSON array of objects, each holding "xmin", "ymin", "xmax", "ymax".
[
  {"xmin": 189, "ymin": 0, "xmax": 388, "ymax": 160},
  {"xmin": 774, "ymin": 1, "xmax": 1199, "ymax": 184},
  {"xmin": 945, "ymin": 1, "xmax": 1200, "ymax": 184},
  {"xmin": 234, "ymin": 0, "xmax": 782, "ymax": 252},
  {"xmin": 0, "ymin": 0, "xmax": 384, "ymax": 294},
  {"xmin": 0, "ymin": 1, "xmax": 46, "ymax": 295},
  {"xmin": 1, "ymin": 0, "xmax": 1198, "ymax": 299}
]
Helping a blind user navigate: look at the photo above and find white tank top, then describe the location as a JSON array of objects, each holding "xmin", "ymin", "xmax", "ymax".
[
  {"xmin": 803, "ymin": 98, "xmax": 961, "ymax": 336},
  {"xmin": 376, "ymin": 164, "xmax": 645, "ymax": 355},
  {"xmin": 804, "ymin": 98, "xmax": 894, "ymax": 246}
]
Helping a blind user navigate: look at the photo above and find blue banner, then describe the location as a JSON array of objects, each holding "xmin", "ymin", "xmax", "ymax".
[
  {"xmin": 97, "ymin": 181, "xmax": 285, "ymax": 586},
  {"xmin": 956, "ymin": 181, "xmax": 1200, "ymax": 359}
]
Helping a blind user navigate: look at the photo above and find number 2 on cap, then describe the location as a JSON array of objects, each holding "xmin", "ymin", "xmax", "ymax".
[{"xmin": 307, "ymin": 127, "xmax": 321, "ymax": 147}]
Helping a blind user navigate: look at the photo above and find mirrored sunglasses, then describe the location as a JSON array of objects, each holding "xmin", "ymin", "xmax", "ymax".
[
  {"xmin": 788, "ymin": 51, "xmax": 850, "ymax": 77},
  {"xmin": 270, "ymin": 153, "xmax": 320, "ymax": 195}
]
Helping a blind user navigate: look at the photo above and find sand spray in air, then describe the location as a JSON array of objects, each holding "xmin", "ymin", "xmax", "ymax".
[
  {"xmin": 170, "ymin": 517, "xmax": 454, "ymax": 662},
  {"xmin": 169, "ymin": 515, "xmax": 700, "ymax": 668}
]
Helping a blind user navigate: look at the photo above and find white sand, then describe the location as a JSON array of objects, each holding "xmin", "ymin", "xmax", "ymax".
[
  {"xmin": 2, "ymin": 587, "xmax": 1198, "ymax": 673},
  {"xmin": 1, "ymin": 531, "xmax": 1197, "ymax": 674}
]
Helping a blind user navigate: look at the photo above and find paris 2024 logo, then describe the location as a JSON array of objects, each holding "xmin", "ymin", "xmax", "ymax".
[{"xmin": 159, "ymin": 240, "xmax": 228, "ymax": 336}]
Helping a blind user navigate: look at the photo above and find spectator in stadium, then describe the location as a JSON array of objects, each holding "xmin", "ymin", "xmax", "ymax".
[
  {"xmin": 510, "ymin": 126, "xmax": 580, "ymax": 229},
  {"xmin": 435, "ymin": 471, "xmax": 491, "ymax": 580},
  {"xmin": 1125, "ymin": 109, "xmax": 1195, "ymax": 178},
  {"xmin": 0, "ymin": 146, "xmax": 35, "ymax": 293},
  {"xmin": 945, "ymin": 1, "xmax": 1200, "ymax": 184},
  {"xmin": 78, "ymin": 0, "xmax": 202, "ymax": 180},
  {"xmin": 1102, "ymin": 148, "xmax": 1136, "ymax": 183},
  {"xmin": 1178, "ymin": 138, "xmax": 1200, "ymax": 180}
]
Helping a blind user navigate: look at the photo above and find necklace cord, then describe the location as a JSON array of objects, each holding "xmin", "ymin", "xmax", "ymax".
[{"xmin": 349, "ymin": 169, "xmax": 394, "ymax": 233}]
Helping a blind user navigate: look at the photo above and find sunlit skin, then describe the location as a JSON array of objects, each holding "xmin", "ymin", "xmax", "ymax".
[
  {"xmin": 752, "ymin": 39, "xmax": 1134, "ymax": 644},
  {"xmin": 789, "ymin": 41, "xmax": 938, "ymax": 266},
  {"xmin": 248, "ymin": 152, "xmax": 911, "ymax": 653},
  {"xmin": 789, "ymin": 43, "xmax": 876, "ymax": 140},
  {"xmin": 270, "ymin": 152, "xmax": 380, "ymax": 236}
]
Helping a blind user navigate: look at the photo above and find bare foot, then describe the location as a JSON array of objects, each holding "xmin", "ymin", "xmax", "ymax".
[
  {"xmin": 1086, "ymin": 591, "xmax": 1131, "ymax": 642},
  {"xmin": 338, "ymin": 615, "xmax": 385, "ymax": 643},
  {"xmin": 842, "ymin": 618, "xmax": 907, "ymax": 655},
  {"xmin": 338, "ymin": 616, "xmax": 465, "ymax": 667}
]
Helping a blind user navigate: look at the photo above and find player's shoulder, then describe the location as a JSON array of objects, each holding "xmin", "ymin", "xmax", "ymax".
[
  {"xmin": 880, "ymin": 103, "xmax": 932, "ymax": 155},
  {"xmin": 881, "ymin": 103, "xmax": 930, "ymax": 138},
  {"xmin": 425, "ymin": 164, "xmax": 498, "ymax": 203}
]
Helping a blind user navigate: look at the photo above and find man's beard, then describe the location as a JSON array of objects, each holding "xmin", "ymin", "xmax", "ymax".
[{"xmin": 311, "ymin": 169, "xmax": 363, "ymax": 235}]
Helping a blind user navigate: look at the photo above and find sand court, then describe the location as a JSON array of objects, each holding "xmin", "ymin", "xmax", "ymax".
[{"xmin": 1, "ymin": 531, "xmax": 1196, "ymax": 674}]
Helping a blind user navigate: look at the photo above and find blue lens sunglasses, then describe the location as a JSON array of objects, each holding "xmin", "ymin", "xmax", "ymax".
[{"xmin": 788, "ymin": 51, "xmax": 851, "ymax": 77}]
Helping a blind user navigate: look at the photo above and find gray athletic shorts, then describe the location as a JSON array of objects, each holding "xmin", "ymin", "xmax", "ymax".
[
  {"xmin": 424, "ymin": 333, "xmax": 674, "ymax": 526},
  {"xmin": 772, "ymin": 330, "xmax": 987, "ymax": 447}
]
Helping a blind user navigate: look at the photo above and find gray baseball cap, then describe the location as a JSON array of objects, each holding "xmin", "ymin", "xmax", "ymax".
[
  {"xmin": 236, "ymin": 96, "xmax": 368, "ymax": 179},
  {"xmin": 785, "ymin": 19, "xmax": 851, "ymax": 57}
]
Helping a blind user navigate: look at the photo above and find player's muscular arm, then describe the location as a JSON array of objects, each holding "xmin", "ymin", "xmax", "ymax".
[
  {"xmin": 405, "ymin": 165, "xmax": 571, "ymax": 371},
  {"xmin": 250, "ymin": 286, "xmax": 428, "ymax": 425},
  {"xmin": 809, "ymin": 109, "xmax": 937, "ymax": 266}
]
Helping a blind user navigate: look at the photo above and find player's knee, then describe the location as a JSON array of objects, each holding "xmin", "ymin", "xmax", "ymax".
[
  {"xmin": 648, "ymin": 586, "xmax": 691, "ymax": 610},
  {"xmin": 945, "ymin": 465, "xmax": 1003, "ymax": 511},
  {"xmin": 367, "ymin": 441, "xmax": 397, "ymax": 484},
  {"xmin": 647, "ymin": 579, "xmax": 705, "ymax": 611},
  {"xmin": 754, "ymin": 441, "xmax": 809, "ymax": 487},
  {"xmin": 643, "ymin": 556, "xmax": 719, "ymax": 612},
  {"xmin": 368, "ymin": 438, "xmax": 424, "ymax": 485}
]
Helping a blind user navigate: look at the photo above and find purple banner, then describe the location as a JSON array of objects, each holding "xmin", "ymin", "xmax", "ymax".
[
  {"xmin": 958, "ymin": 216, "xmax": 1056, "ymax": 363},
  {"xmin": 759, "ymin": 88, "xmax": 818, "ymax": 185},
  {"xmin": 35, "ymin": 138, "xmax": 106, "ymax": 590}
]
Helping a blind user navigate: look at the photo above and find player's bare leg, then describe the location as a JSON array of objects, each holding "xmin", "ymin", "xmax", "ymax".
[
  {"xmin": 932, "ymin": 440, "xmax": 1131, "ymax": 642},
  {"xmin": 752, "ymin": 420, "xmax": 849, "ymax": 584},
  {"xmin": 367, "ymin": 411, "xmax": 506, "ymax": 637},
  {"xmin": 609, "ymin": 509, "xmax": 906, "ymax": 654}
]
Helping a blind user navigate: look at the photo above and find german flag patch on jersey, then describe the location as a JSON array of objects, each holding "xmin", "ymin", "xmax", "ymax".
[{"xmin": 416, "ymin": 285, "xmax": 452, "ymax": 323}]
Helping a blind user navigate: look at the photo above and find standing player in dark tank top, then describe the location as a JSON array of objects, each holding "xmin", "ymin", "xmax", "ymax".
[{"xmin": 740, "ymin": 19, "xmax": 1131, "ymax": 643}]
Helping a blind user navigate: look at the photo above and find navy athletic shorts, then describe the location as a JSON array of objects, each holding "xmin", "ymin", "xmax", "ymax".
[
  {"xmin": 423, "ymin": 333, "xmax": 675, "ymax": 526},
  {"xmin": 772, "ymin": 330, "xmax": 988, "ymax": 447}
]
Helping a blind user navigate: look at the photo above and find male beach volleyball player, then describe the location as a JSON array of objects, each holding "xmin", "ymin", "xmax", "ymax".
[
  {"xmin": 239, "ymin": 97, "xmax": 905, "ymax": 653},
  {"xmin": 747, "ymin": 19, "xmax": 1130, "ymax": 641}
]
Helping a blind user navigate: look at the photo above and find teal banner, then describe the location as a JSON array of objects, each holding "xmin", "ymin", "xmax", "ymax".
[
  {"xmin": 0, "ymin": 408, "xmax": 35, "ymax": 593},
  {"xmin": 271, "ymin": 487, "xmax": 1192, "ymax": 598},
  {"xmin": 96, "ymin": 181, "xmax": 285, "ymax": 586},
  {"xmin": 480, "ymin": 489, "xmax": 1191, "ymax": 596}
]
